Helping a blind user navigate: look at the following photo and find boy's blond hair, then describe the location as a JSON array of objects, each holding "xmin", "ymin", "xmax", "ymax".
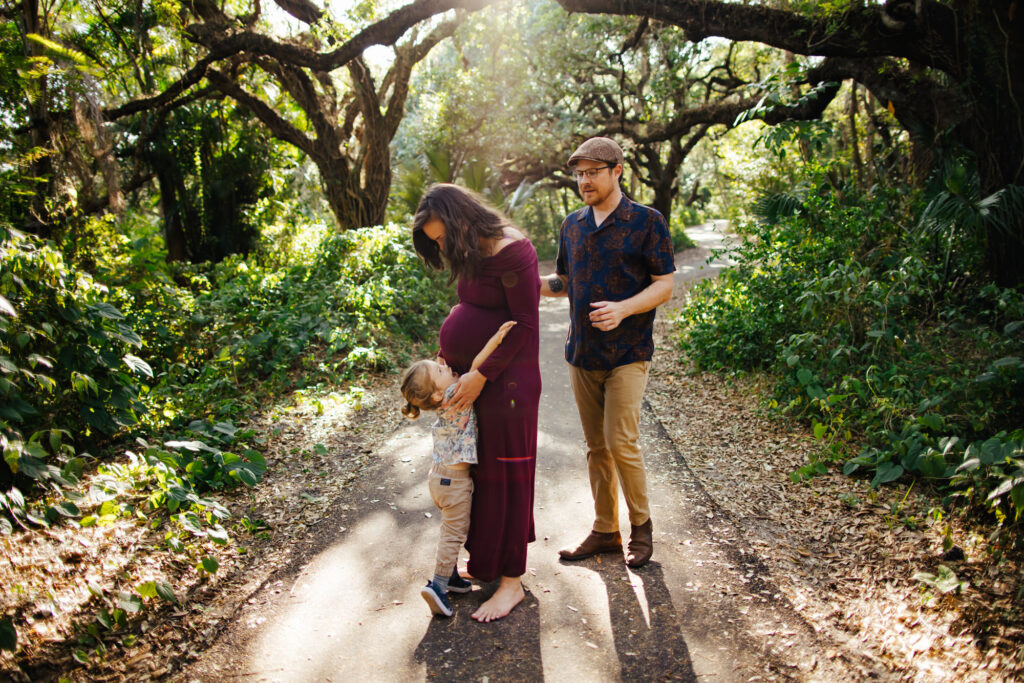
[{"xmin": 400, "ymin": 360, "xmax": 443, "ymax": 419}]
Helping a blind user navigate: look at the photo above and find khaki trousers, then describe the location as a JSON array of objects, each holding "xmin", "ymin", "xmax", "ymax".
[
  {"xmin": 568, "ymin": 361, "xmax": 651, "ymax": 533},
  {"xmin": 427, "ymin": 463, "xmax": 473, "ymax": 578}
]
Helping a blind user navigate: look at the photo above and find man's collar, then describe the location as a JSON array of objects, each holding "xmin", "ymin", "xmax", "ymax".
[{"xmin": 589, "ymin": 194, "xmax": 632, "ymax": 230}]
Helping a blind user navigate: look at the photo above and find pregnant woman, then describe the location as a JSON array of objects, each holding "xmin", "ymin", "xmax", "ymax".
[{"xmin": 412, "ymin": 183, "xmax": 541, "ymax": 622}]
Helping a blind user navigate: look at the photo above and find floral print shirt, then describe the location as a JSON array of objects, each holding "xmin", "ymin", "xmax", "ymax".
[
  {"xmin": 555, "ymin": 195, "xmax": 676, "ymax": 370},
  {"xmin": 432, "ymin": 384, "xmax": 478, "ymax": 466}
]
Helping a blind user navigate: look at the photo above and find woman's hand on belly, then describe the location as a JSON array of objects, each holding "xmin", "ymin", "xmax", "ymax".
[{"xmin": 444, "ymin": 369, "xmax": 487, "ymax": 412}]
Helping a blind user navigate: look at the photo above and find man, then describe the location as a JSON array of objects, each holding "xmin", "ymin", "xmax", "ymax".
[{"xmin": 540, "ymin": 136, "xmax": 675, "ymax": 569}]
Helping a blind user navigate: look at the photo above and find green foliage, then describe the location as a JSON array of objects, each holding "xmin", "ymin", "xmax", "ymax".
[
  {"xmin": 145, "ymin": 102, "xmax": 280, "ymax": 262},
  {"xmin": 1, "ymin": 227, "xmax": 151, "ymax": 492},
  {"xmin": 0, "ymin": 617, "xmax": 16, "ymax": 652},
  {"xmin": 913, "ymin": 564, "xmax": 969, "ymax": 596},
  {"xmin": 148, "ymin": 223, "xmax": 452, "ymax": 423},
  {"xmin": 674, "ymin": 171, "xmax": 1024, "ymax": 532}
]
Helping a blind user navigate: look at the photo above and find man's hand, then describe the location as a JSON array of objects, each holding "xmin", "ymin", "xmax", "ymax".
[
  {"xmin": 445, "ymin": 369, "xmax": 486, "ymax": 412},
  {"xmin": 589, "ymin": 274, "xmax": 673, "ymax": 331},
  {"xmin": 589, "ymin": 300, "xmax": 631, "ymax": 331}
]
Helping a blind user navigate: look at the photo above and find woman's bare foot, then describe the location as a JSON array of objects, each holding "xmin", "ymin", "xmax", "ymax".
[{"xmin": 471, "ymin": 576, "xmax": 524, "ymax": 622}]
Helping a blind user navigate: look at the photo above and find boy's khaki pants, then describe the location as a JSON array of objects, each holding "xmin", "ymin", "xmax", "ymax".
[
  {"xmin": 428, "ymin": 463, "xmax": 473, "ymax": 579},
  {"xmin": 568, "ymin": 361, "xmax": 651, "ymax": 533}
]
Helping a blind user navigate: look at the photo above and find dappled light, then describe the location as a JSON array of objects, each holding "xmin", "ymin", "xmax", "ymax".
[{"xmin": 2, "ymin": 0, "xmax": 1022, "ymax": 679}]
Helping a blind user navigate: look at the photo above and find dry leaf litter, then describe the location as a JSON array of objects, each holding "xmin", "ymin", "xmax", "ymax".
[{"xmin": 0, "ymin": 243, "xmax": 1021, "ymax": 681}]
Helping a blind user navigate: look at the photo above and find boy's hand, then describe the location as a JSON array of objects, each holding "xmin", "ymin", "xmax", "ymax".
[{"xmin": 495, "ymin": 320, "xmax": 516, "ymax": 342}]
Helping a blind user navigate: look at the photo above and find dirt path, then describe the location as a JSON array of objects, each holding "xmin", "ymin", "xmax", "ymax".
[{"xmin": 182, "ymin": 223, "xmax": 878, "ymax": 681}]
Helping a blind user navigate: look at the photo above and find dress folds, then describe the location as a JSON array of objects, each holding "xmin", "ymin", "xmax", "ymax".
[{"xmin": 439, "ymin": 238, "xmax": 541, "ymax": 582}]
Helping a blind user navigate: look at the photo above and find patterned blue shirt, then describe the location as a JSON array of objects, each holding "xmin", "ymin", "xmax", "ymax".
[{"xmin": 555, "ymin": 195, "xmax": 675, "ymax": 370}]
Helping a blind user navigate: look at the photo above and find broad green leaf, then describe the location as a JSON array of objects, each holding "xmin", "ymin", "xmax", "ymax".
[
  {"xmin": 981, "ymin": 438, "xmax": 1005, "ymax": 465},
  {"xmin": 17, "ymin": 455, "xmax": 48, "ymax": 480},
  {"xmin": 987, "ymin": 477, "xmax": 1018, "ymax": 501},
  {"xmin": 955, "ymin": 457, "xmax": 980, "ymax": 473},
  {"xmin": 913, "ymin": 565, "xmax": 966, "ymax": 594},
  {"xmin": 0, "ymin": 295, "xmax": 16, "ymax": 318},
  {"xmin": 213, "ymin": 422, "xmax": 237, "ymax": 437},
  {"xmin": 919, "ymin": 452, "xmax": 947, "ymax": 478},
  {"xmin": 200, "ymin": 556, "xmax": 219, "ymax": 574},
  {"xmin": 115, "ymin": 591, "xmax": 143, "ymax": 613},
  {"xmin": 89, "ymin": 302, "xmax": 124, "ymax": 320},
  {"xmin": 871, "ymin": 462, "xmax": 904, "ymax": 487},
  {"xmin": 136, "ymin": 581, "xmax": 159, "ymax": 599},
  {"xmin": 122, "ymin": 354, "xmax": 153, "ymax": 378},
  {"xmin": 207, "ymin": 525, "xmax": 230, "ymax": 545},
  {"xmin": 812, "ymin": 422, "xmax": 827, "ymax": 440},
  {"xmin": 0, "ymin": 618, "xmax": 15, "ymax": 651},
  {"xmin": 796, "ymin": 368, "xmax": 812, "ymax": 385},
  {"xmin": 52, "ymin": 501, "xmax": 80, "ymax": 517},
  {"xmin": 155, "ymin": 581, "xmax": 177, "ymax": 603},
  {"xmin": 165, "ymin": 440, "xmax": 216, "ymax": 452}
]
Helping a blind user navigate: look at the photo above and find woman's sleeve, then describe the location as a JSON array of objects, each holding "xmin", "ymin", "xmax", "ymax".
[{"xmin": 476, "ymin": 248, "xmax": 540, "ymax": 381}]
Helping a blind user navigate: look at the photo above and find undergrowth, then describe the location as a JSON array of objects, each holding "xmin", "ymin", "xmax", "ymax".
[
  {"xmin": 674, "ymin": 172, "xmax": 1024, "ymax": 540},
  {"xmin": 0, "ymin": 221, "xmax": 451, "ymax": 656}
]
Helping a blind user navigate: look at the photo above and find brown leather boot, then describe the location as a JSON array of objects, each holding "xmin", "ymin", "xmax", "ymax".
[
  {"xmin": 626, "ymin": 519, "xmax": 653, "ymax": 568},
  {"xmin": 558, "ymin": 530, "xmax": 622, "ymax": 561}
]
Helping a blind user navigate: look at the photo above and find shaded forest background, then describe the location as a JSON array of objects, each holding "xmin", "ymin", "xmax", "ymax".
[{"xmin": 0, "ymin": 0, "xmax": 1022, "ymax": 674}]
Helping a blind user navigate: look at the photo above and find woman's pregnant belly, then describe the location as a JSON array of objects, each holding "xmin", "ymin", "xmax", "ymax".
[{"xmin": 439, "ymin": 302, "xmax": 507, "ymax": 375}]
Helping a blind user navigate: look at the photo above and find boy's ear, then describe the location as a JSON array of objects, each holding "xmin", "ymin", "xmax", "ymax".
[{"xmin": 432, "ymin": 390, "xmax": 444, "ymax": 405}]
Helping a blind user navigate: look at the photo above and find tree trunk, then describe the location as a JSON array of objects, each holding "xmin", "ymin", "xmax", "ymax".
[
  {"xmin": 556, "ymin": 0, "xmax": 1023, "ymax": 285},
  {"xmin": 155, "ymin": 168, "xmax": 189, "ymax": 262}
]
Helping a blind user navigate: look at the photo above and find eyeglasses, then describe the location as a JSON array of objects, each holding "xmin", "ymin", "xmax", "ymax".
[{"xmin": 573, "ymin": 165, "xmax": 615, "ymax": 181}]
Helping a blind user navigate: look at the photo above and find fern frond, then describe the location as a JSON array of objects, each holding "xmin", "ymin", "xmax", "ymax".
[
  {"xmin": 752, "ymin": 192, "xmax": 804, "ymax": 224},
  {"xmin": 26, "ymin": 34, "xmax": 102, "ymax": 77}
]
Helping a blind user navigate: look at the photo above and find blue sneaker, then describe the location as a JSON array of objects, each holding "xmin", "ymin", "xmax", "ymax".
[
  {"xmin": 447, "ymin": 568, "xmax": 472, "ymax": 594},
  {"xmin": 420, "ymin": 580, "xmax": 453, "ymax": 617}
]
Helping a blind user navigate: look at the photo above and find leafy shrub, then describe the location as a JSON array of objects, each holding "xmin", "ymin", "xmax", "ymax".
[
  {"xmin": 0, "ymin": 227, "xmax": 152, "ymax": 496},
  {"xmin": 674, "ymin": 176, "xmax": 1024, "ymax": 531},
  {"xmin": 146, "ymin": 223, "xmax": 453, "ymax": 423}
]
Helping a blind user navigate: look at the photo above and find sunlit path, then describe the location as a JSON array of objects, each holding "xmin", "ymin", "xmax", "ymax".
[{"xmin": 186, "ymin": 226, "xmax": 856, "ymax": 681}]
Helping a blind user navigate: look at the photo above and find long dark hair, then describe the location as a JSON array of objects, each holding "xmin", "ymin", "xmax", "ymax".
[{"xmin": 412, "ymin": 183, "xmax": 510, "ymax": 284}]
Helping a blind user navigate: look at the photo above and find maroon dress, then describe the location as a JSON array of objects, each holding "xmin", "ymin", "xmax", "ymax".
[{"xmin": 439, "ymin": 239, "xmax": 541, "ymax": 582}]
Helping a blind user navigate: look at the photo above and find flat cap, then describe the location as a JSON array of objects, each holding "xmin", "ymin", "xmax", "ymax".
[{"xmin": 567, "ymin": 136, "xmax": 624, "ymax": 167}]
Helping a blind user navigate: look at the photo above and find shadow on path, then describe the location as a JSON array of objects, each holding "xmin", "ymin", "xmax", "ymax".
[
  {"xmin": 413, "ymin": 584, "xmax": 543, "ymax": 681},
  {"xmin": 587, "ymin": 559, "xmax": 697, "ymax": 681},
  {"xmin": 184, "ymin": 224, "xmax": 862, "ymax": 681}
]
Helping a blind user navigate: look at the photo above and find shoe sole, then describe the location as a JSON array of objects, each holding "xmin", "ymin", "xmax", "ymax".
[
  {"xmin": 558, "ymin": 545, "xmax": 622, "ymax": 561},
  {"xmin": 420, "ymin": 587, "xmax": 453, "ymax": 617},
  {"xmin": 447, "ymin": 582, "xmax": 472, "ymax": 594}
]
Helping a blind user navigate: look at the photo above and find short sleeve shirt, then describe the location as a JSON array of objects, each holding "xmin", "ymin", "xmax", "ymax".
[
  {"xmin": 555, "ymin": 196, "xmax": 675, "ymax": 370},
  {"xmin": 431, "ymin": 384, "xmax": 478, "ymax": 466}
]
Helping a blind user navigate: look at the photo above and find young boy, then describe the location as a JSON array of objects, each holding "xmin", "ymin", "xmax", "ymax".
[{"xmin": 399, "ymin": 321, "xmax": 516, "ymax": 616}]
